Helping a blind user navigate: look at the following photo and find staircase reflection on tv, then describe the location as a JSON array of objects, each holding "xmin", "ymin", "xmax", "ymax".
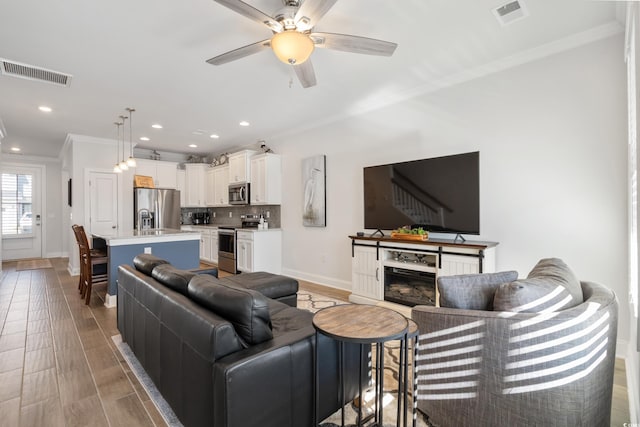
[{"xmin": 384, "ymin": 266, "xmax": 436, "ymax": 307}]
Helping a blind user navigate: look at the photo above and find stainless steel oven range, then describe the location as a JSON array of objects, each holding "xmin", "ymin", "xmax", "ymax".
[{"xmin": 218, "ymin": 227, "xmax": 237, "ymax": 274}]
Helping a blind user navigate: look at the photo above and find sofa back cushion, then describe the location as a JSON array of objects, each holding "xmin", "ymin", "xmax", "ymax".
[
  {"xmin": 151, "ymin": 264, "xmax": 196, "ymax": 296},
  {"xmin": 133, "ymin": 254, "xmax": 169, "ymax": 275},
  {"xmin": 188, "ymin": 275, "xmax": 273, "ymax": 346},
  {"xmin": 438, "ymin": 271, "xmax": 518, "ymax": 310},
  {"xmin": 493, "ymin": 258, "xmax": 584, "ymax": 313}
]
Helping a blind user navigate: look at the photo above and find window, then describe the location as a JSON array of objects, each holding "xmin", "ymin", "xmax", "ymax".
[{"xmin": 1, "ymin": 173, "xmax": 33, "ymax": 235}]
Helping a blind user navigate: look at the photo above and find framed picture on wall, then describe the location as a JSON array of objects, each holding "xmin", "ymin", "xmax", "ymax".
[{"xmin": 302, "ymin": 155, "xmax": 326, "ymax": 227}]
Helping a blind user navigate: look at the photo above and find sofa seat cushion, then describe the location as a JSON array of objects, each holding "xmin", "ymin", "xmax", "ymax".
[
  {"xmin": 133, "ymin": 254, "xmax": 169, "ymax": 275},
  {"xmin": 188, "ymin": 275, "xmax": 273, "ymax": 346},
  {"xmin": 151, "ymin": 264, "xmax": 196, "ymax": 295},
  {"xmin": 493, "ymin": 258, "xmax": 584, "ymax": 313},
  {"xmin": 438, "ymin": 270, "xmax": 518, "ymax": 310},
  {"xmin": 221, "ymin": 272, "xmax": 298, "ymax": 300}
]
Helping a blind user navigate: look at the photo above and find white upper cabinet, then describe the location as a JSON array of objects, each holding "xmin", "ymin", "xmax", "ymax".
[
  {"xmin": 205, "ymin": 168, "xmax": 216, "ymax": 206},
  {"xmin": 184, "ymin": 163, "xmax": 207, "ymax": 207},
  {"xmin": 176, "ymin": 169, "xmax": 186, "ymax": 206},
  {"xmin": 213, "ymin": 165, "xmax": 229, "ymax": 206},
  {"xmin": 250, "ymin": 153, "xmax": 281, "ymax": 205},
  {"xmin": 134, "ymin": 159, "xmax": 178, "ymax": 189},
  {"xmin": 228, "ymin": 150, "xmax": 258, "ymax": 184}
]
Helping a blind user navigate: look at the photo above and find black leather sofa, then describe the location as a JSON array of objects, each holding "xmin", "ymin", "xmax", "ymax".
[{"xmin": 117, "ymin": 254, "xmax": 367, "ymax": 427}]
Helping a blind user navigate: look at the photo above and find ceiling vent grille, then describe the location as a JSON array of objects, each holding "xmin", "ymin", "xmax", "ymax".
[
  {"xmin": 0, "ymin": 59, "xmax": 72, "ymax": 87},
  {"xmin": 492, "ymin": 0, "xmax": 529, "ymax": 26}
]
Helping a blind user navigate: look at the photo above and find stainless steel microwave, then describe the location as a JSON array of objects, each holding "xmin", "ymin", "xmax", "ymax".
[{"xmin": 229, "ymin": 182, "xmax": 250, "ymax": 205}]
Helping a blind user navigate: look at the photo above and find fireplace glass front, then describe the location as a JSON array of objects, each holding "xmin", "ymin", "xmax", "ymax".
[{"xmin": 384, "ymin": 266, "xmax": 436, "ymax": 307}]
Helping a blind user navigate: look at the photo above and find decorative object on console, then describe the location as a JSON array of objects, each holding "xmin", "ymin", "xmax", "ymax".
[
  {"xmin": 302, "ymin": 154, "xmax": 326, "ymax": 227},
  {"xmin": 391, "ymin": 225, "xmax": 428, "ymax": 240}
]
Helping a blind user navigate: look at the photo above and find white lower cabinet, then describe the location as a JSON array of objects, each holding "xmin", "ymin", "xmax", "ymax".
[
  {"xmin": 351, "ymin": 245, "xmax": 381, "ymax": 301},
  {"xmin": 349, "ymin": 237, "xmax": 497, "ymax": 305},
  {"xmin": 236, "ymin": 229, "xmax": 281, "ymax": 274},
  {"xmin": 194, "ymin": 226, "xmax": 218, "ymax": 263}
]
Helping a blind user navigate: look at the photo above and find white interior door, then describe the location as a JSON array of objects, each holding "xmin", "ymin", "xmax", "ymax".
[
  {"xmin": 1, "ymin": 164, "xmax": 43, "ymax": 260},
  {"xmin": 89, "ymin": 171, "xmax": 118, "ymax": 236}
]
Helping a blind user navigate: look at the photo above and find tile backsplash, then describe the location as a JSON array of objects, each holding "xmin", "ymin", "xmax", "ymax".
[{"xmin": 181, "ymin": 205, "xmax": 281, "ymax": 228}]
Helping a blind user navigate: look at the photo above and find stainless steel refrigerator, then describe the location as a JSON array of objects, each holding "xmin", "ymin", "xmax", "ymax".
[{"xmin": 133, "ymin": 188, "xmax": 181, "ymax": 230}]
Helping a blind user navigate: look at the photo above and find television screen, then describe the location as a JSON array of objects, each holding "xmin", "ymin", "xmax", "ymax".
[{"xmin": 363, "ymin": 151, "xmax": 479, "ymax": 234}]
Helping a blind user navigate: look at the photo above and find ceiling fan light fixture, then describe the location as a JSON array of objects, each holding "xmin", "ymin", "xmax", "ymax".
[{"xmin": 271, "ymin": 30, "xmax": 314, "ymax": 65}]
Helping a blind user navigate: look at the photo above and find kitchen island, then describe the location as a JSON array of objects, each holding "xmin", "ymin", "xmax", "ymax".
[{"xmin": 92, "ymin": 228, "xmax": 201, "ymax": 306}]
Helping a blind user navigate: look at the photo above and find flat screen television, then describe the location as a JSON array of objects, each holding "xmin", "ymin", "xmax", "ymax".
[{"xmin": 363, "ymin": 151, "xmax": 480, "ymax": 235}]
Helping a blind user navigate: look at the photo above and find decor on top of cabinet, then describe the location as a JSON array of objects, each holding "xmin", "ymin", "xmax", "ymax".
[
  {"xmin": 302, "ymin": 154, "xmax": 326, "ymax": 227},
  {"xmin": 258, "ymin": 140, "xmax": 273, "ymax": 153},
  {"xmin": 390, "ymin": 226, "xmax": 428, "ymax": 241}
]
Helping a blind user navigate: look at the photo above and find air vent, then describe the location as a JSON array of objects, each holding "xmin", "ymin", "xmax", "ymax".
[
  {"xmin": 0, "ymin": 59, "xmax": 72, "ymax": 87},
  {"xmin": 492, "ymin": 0, "xmax": 529, "ymax": 26}
]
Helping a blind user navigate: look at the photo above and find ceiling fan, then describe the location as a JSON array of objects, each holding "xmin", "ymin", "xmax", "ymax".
[{"xmin": 206, "ymin": 0, "xmax": 398, "ymax": 88}]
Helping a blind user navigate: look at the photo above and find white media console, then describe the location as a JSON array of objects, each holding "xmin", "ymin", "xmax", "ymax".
[{"xmin": 349, "ymin": 235, "xmax": 498, "ymax": 307}]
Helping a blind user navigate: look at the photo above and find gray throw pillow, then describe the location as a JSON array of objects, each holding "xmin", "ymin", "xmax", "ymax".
[
  {"xmin": 438, "ymin": 271, "xmax": 518, "ymax": 310},
  {"xmin": 493, "ymin": 258, "xmax": 583, "ymax": 313}
]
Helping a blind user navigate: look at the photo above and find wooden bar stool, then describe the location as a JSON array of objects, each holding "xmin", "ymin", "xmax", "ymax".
[{"xmin": 71, "ymin": 224, "xmax": 108, "ymax": 304}]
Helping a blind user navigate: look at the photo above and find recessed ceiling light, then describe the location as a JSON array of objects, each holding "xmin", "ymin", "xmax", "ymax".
[
  {"xmin": 188, "ymin": 144, "xmax": 198, "ymax": 148},
  {"xmin": 152, "ymin": 124, "xmax": 163, "ymax": 129},
  {"xmin": 38, "ymin": 106, "xmax": 52, "ymax": 113},
  {"xmin": 239, "ymin": 121, "xmax": 250, "ymax": 127},
  {"xmin": 210, "ymin": 134, "xmax": 220, "ymax": 139},
  {"xmin": 10, "ymin": 147, "xmax": 20, "ymax": 152},
  {"xmin": 139, "ymin": 137, "xmax": 150, "ymax": 141}
]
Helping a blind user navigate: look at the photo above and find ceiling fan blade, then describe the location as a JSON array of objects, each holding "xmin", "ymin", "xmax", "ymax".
[
  {"xmin": 294, "ymin": 0, "xmax": 338, "ymax": 31},
  {"xmin": 212, "ymin": 0, "xmax": 282, "ymax": 32},
  {"xmin": 293, "ymin": 60, "xmax": 317, "ymax": 88},
  {"xmin": 311, "ymin": 32, "xmax": 397, "ymax": 56},
  {"xmin": 206, "ymin": 39, "xmax": 271, "ymax": 65}
]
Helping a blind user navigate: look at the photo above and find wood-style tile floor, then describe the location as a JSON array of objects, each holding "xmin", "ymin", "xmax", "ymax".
[{"xmin": 0, "ymin": 258, "xmax": 631, "ymax": 426}]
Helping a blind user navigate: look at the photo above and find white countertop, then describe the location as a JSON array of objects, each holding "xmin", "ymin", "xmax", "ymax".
[{"xmin": 92, "ymin": 228, "xmax": 201, "ymax": 246}]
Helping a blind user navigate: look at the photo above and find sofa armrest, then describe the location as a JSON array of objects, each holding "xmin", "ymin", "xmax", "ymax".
[{"xmin": 212, "ymin": 326, "xmax": 366, "ymax": 427}]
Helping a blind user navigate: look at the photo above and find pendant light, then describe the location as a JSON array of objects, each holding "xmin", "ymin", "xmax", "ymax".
[
  {"xmin": 118, "ymin": 115, "xmax": 129, "ymax": 171},
  {"xmin": 126, "ymin": 107, "xmax": 137, "ymax": 167},
  {"xmin": 113, "ymin": 122, "xmax": 123, "ymax": 173}
]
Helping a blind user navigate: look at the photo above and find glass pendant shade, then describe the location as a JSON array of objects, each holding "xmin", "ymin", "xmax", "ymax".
[
  {"xmin": 127, "ymin": 156, "xmax": 137, "ymax": 167},
  {"xmin": 114, "ymin": 164, "xmax": 121, "ymax": 173},
  {"xmin": 271, "ymin": 31, "xmax": 314, "ymax": 65}
]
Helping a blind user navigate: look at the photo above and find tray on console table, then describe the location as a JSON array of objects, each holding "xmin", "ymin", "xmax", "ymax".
[{"xmin": 390, "ymin": 232, "xmax": 428, "ymax": 241}]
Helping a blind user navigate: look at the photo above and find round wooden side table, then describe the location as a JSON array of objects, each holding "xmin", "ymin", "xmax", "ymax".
[{"xmin": 313, "ymin": 304, "xmax": 409, "ymax": 427}]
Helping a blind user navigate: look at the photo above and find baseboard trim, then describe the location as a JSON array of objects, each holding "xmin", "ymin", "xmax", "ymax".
[
  {"xmin": 281, "ymin": 268, "xmax": 351, "ymax": 291},
  {"xmin": 67, "ymin": 263, "xmax": 79, "ymax": 277},
  {"xmin": 626, "ymin": 348, "xmax": 640, "ymax": 423},
  {"xmin": 104, "ymin": 293, "xmax": 117, "ymax": 308}
]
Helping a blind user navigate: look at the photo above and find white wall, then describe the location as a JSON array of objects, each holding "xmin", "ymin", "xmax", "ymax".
[
  {"xmin": 272, "ymin": 35, "xmax": 630, "ymax": 346},
  {"xmin": 2, "ymin": 155, "xmax": 64, "ymax": 258},
  {"xmin": 66, "ymin": 135, "xmax": 134, "ymax": 273}
]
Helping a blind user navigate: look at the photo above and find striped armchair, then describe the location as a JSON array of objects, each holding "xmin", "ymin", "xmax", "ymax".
[{"xmin": 411, "ymin": 281, "xmax": 618, "ymax": 427}]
